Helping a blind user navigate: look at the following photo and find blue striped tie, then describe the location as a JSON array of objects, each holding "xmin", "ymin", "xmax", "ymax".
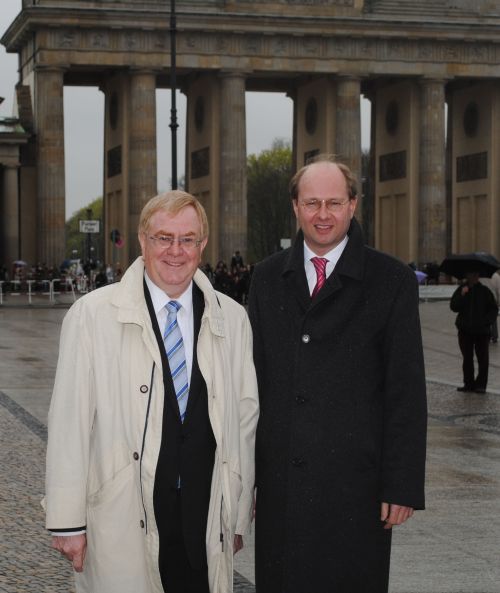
[{"xmin": 164, "ymin": 301, "xmax": 189, "ymax": 422}]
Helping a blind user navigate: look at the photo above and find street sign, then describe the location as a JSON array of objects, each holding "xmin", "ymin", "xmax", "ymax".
[{"xmin": 79, "ymin": 220, "xmax": 100, "ymax": 233}]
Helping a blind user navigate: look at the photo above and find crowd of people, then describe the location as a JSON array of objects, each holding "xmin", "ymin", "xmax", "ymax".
[
  {"xmin": 0, "ymin": 252, "xmax": 254, "ymax": 303},
  {"xmin": 0, "ymin": 260, "xmax": 121, "ymax": 294},
  {"xmin": 200, "ymin": 252, "xmax": 254, "ymax": 305}
]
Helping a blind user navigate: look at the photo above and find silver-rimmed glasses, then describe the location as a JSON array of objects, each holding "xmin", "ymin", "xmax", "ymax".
[
  {"xmin": 299, "ymin": 198, "xmax": 351, "ymax": 213},
  {"xmin": 146, "ymin": 234, "xmax": 203, "ymax": 251}
]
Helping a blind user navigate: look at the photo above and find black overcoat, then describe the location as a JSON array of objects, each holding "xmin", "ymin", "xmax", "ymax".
[{"xmin": 248, "ymin": 219, "xmax": 427, "ymax": 593}]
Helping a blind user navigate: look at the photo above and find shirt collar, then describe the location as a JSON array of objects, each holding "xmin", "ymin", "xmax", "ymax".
[
  {"xmin": 144, "ymin": 271, "xmax": 193, "ymax": 315},
  {"xmin": 303, "ymin": 234, "xmax": 349, "ymax": 267}
]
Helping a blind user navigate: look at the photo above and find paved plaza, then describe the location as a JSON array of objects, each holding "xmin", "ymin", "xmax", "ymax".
[{"xmin": 0, "ymin": 289, "xmax": 499, "ymax": 592}]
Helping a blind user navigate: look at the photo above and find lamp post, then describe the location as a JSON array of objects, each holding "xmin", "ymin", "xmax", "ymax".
[
  {"xmin": 86, "ymin": 208, "xmax": 92, "ymax": 264},
  {"xmin": 169, "ymin": 0, "xmax": 178, "ymax": 190}
]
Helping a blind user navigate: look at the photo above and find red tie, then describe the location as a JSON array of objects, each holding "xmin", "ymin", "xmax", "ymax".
[{"xmin": 311, "ymin": 257, "xmax": 328, "ymax": 298}]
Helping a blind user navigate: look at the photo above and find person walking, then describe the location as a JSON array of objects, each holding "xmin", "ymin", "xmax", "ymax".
[
  {"xmin": 451, "ymin": 271, "xmax": 498, "ymax": 393},
  {"xmin": 248, "ymin": 155, "xmax": 427, "ymax": 593},
  {"xmin": 45, "ymin": 191, "xmax": 259, "ymax": 593}
]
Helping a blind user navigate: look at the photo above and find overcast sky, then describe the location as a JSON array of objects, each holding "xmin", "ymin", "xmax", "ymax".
[{"xmin": 0, "ymin": 0, "xmax": 369, "ymax": 220}]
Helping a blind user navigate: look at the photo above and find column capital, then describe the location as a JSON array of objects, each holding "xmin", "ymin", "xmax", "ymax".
[
  {"xmin": 34, "ymin": 65, "xmax": 67, "ymax": 74},
  {"xmin": 418, "ymin": 76, "xmax": 451, "ymax": 87},
  {"xmin": 129, "ymin": 68, "xmax": 159, "ymax": 77},
  {"xmin": 336, "ymin": 74, "xmax": 363, "ymax": 83},
  {"xmin": 218, "ymin": 69, "xmax": 250, "ymax": 80}
]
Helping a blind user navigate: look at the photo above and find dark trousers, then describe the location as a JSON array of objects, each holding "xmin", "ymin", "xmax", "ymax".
[
  {"xmin": 158, "ymin": 491, "xmax": 210, "ymax": 593},
  {"xmin": 491, "ymin": 319, "xmax": 498, "ymax": 342},
  {"xmin": 458, "ymin": 331, "xmax": 490, "ymax": 389}
]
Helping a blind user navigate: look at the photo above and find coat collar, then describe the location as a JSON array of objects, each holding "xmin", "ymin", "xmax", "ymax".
[
  {"xmin": 111, "ymin": 257, "xmax": 226, "ymax": 337},
  {"xmin": 283, "ymin": 217, "xmax": 365, "ymax": 282},
  {"xmin": 282, "ymin": 218, "xmax": 366, "ymax": 308}
]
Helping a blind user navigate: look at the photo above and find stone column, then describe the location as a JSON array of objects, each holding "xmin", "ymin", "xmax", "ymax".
[
  {"xmin": 336, "ymin": 76, "xmax": 362, "ymax": 223},
  {"xmin": 2, "ymin": 165, "xmax": 20, "ymax": 264},
  {"xmin": 129, "ymin": 70, "xmax": 157, "ymax": 261},
  {"xmin": 219, "ymin": 72, "xmax": 247, "ymax": 263},
  {"xmin": 35, "ymin": 67, "xmax": 66, "ymax": 266},
  {"xmin": 419, "ymin": 79, "xmax": 447, "ymax": 265}
]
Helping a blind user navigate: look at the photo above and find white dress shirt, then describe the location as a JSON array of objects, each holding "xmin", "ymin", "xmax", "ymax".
[
  {"xmin": 144, "ymin": 272, "xmax": 194, "ymax": 385},
  {"xmin": 303, "ymin": 236, "xmax": 349, "ymax": 295}
]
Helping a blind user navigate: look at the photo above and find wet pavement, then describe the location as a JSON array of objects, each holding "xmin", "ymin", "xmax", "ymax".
[{"xmin": 0, "ymin": 290, "xmax": 499, "ymax": 592}]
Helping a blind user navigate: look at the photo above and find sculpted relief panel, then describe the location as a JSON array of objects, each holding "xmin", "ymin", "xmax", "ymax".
[
  {"xmin": 234, "ymin": 0, "xmax": 354, "ymax": 4},
  {"xmin": 40, "ymin": 27, "xmax": 500, "ymax": 72}
]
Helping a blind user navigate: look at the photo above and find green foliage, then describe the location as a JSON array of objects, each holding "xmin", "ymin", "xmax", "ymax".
[
  {"xmin": 247, "ymin": 140, "xmax": 293, "ymax": 263},
  {"xmin": 65, "ymin": 197, "xmax": 104, "ymax": 262}
]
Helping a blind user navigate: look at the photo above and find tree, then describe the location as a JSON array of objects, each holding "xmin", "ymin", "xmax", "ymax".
[
  {"xmin": 247, "ymin": 140, "xmax": 293, "ymax": 263},
  {"xmin": 65, "ymin": 197, "xmax": 104, "ymax": 262}
]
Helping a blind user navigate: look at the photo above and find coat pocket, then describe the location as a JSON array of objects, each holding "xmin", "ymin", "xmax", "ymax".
[{"xmin": 87, "ymin": 462, "xmax": 135, "ymax": 508}]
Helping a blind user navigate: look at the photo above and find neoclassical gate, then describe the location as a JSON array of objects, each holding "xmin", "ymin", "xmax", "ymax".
[{"xmin": 2, "ymin": 0, "xmax": 500, "ymax": 268}]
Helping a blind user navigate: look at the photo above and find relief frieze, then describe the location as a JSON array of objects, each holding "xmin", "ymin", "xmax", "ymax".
[
  {"xmin": 243, "ymin": 36, "xmax": 261, "ymax": 53},
  {"xmin": 91, "ymin": 32, "xmax": 109, "ymax": 49},
  {"xmin": 234, "ymin": 0, "xmax": 354, "ymax": 4},
  {"xmin": 46, "ymin": 27, "xmax": 500, "ymax": 68},
  {"xmin": 58, "ymin": 30, "xmax": 78, "ymax": 49}
]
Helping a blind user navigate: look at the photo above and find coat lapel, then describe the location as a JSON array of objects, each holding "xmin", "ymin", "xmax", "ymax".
[
  {"xmin": 183, "ymin": 283, "xmax": 205, "ymax": 426},
  {"xmin": 143, "ymin": 279, "xmax": 182, "ymax": 423},
  {"xmin": 282, "ymin": 230, "xmax": 311, "ymax": 312}
]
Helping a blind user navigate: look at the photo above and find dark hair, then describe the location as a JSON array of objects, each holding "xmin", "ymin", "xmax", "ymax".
[{"xmin": 289, "ymin": 154, "xmax": 358, "ymax": 201}]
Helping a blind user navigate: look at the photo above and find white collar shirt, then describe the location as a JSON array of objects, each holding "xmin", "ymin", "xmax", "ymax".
[
  {"xmin": 144, "ymin": 272, "xmax": 194, "ymax": 384},
  {"xmin": 303, "ymin": 235, "xmax": 349, "ymax": 296}
]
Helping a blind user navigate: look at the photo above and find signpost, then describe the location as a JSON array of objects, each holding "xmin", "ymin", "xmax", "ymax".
[
  {"xmin": 79, "ymin": 211, "xmax": 100, "ymax": 265},
  {"xmin": 79, "ymin": 220, "xmax": 100, "ymax": 233}
]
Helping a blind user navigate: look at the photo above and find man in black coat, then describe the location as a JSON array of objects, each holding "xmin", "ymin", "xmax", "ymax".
[
  {"xmin": 248, "ymin": 156, "xmax": 427, "ymax": 593},
  {"xmin": 450, "ymin": 271, "xmax": 498, "ymax": 393}
]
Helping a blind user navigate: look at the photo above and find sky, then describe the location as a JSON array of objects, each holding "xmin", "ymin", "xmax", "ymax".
[{"xmin": 0, "ymin": 0, "xmax": 369, "ymax": 220}]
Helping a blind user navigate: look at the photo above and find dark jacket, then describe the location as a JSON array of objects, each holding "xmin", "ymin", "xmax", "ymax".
[
  {"xmin": 450, "ymin": 282, "xmax": 498, "ymax": 335},
  {"xmin": 248, "ymin": 219, "xmax": 427, "ymax": 593}
]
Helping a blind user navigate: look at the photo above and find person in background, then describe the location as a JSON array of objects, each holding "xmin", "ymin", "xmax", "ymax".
[
  {"xmin": 479, "ymin": 270, "xmax": 500, "ymax": 343},
  {"xmin": 451, "ymin": 270, "xmax": 498, "ymax": 393}
]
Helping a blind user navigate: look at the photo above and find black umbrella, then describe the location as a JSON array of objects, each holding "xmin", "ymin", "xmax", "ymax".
[{"xmin": 439, "ymin": 252, "xmax": 500, "ymax": 279}]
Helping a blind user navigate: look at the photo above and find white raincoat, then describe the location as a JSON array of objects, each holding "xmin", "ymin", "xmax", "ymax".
[{"xmin": 45, "ymin": 257, "xmax": 259, "ymax": 593}]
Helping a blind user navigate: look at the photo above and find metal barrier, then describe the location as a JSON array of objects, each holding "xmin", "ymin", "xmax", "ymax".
[{"xmin": 0, "ymin": 278, "xmax": 77, "ymax": 306}]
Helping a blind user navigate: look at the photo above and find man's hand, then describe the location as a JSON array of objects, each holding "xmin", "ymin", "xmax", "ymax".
[
  {"xmin": 380, "ymin": 502, "xmax": 414, "ymax": 530},
  {"xmin": 233, "ymin": 534, "xmax": 243, "ymax": 555},
  {"xmin": 52, "ymin": 534, "xmax": 87, "ymax": 572}
]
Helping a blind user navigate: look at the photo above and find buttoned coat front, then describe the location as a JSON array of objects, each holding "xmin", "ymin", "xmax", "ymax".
[
  {"xmin": 248, "ymin": 220, "xmax": 427, "ymax": 593},
  {"xmin": 45, "ymin": 257, "xmax": 259, "ymax": 593}
]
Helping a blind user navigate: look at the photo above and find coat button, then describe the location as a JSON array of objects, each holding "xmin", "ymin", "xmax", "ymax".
[
  {"xmin": 140, "ymin": 520, "xmax": 145, "ymax": 528},
  {"xmin": 140, "ymin": 385, "xmax": 148, "ymax": 393},
  {"xmin": 291, "ymin": 457, "xmax": 305, "ymax": 467},
  {"xmin": 301, "ymin": 334, "xmax": 310, "ymax": 343},
  {"xmin": 133, "ymin": 452, "xmax": 139, "ymax": 460}
]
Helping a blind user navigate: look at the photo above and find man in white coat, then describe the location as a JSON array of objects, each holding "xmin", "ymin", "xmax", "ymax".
[{"xmin": 45, "ymin": 191, "xmax": 259, "ymax": 593}]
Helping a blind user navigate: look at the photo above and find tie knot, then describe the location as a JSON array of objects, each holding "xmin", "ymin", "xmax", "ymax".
[
  {"xmin": 166, "ymin": 300, "xmax": 181, "ymax": 315},
  {"xmin": 311, "ymin": 257, "xmax": 328, "ymax": 274}
]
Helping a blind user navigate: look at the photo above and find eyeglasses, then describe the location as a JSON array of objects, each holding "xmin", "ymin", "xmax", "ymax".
[
  {"xmin": 146, "ymin": 234, "xmax": 203, "ymax": 251},
  {"xmin": 299, "ymin": 198, "xmax": 351, "ymax": 213}
]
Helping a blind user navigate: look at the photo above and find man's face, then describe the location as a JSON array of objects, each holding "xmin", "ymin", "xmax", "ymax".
[
  {"xmin": 293, "ymin": 162, "xmax": 357, "ymax": 256},
  {"xmin": 139, "ymin": 206, "xmax": 207, "ymax": 298}
]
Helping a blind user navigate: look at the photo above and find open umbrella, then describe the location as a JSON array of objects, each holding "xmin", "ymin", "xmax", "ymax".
[
  {"xmin": 415, "ymin": 270, "xmax": 428, "ymax": 285},
  {"xmin": 439, "ymin": 252, "xmax": 500, "ymax": 279},
  {"xmin": 12, "ymin": 260, "xmax": 28, "ymax": 267}
]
